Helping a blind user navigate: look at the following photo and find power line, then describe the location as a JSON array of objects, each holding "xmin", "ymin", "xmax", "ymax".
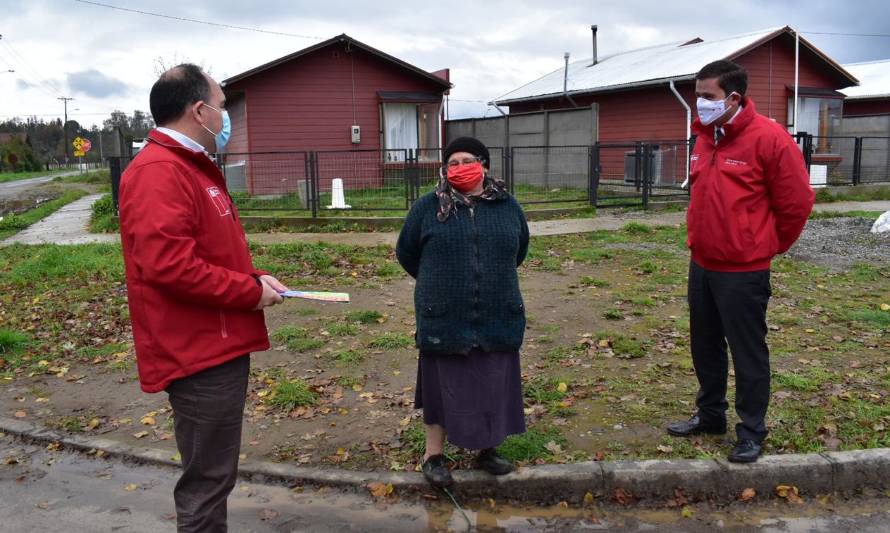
[
  {"xmin": 0, "ymin": 36, "xmax": 64, "ymax": 92},
  {"xmin": 0, "ymin": 36, "xmax": 64, "ymax": 99},
  {"xmin": 0, "ymin": 112, "xmax": 113, "ymax": 117},
  {"xmin": 73, "ymin": 0, "xmax": 326, "ymax": 40},
  {"xmin": 801, "ymin": 30, "xmax": 890, "ymax": 38}
]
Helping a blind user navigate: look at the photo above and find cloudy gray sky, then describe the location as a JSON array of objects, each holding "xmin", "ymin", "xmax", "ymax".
[{"xmin": 2, "ymin": 0, "xmax": 889, "ymax": 127}]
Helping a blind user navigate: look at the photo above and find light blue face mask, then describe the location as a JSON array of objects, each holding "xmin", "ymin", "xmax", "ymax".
[{"xmin": 201, "ymin": 103, "xmax": 231, "ymax": 153}]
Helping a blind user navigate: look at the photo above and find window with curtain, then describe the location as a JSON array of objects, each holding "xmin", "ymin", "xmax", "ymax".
[
  {"xmin": 787, "ymin": 96, "xmax": 843, "ymax": 154},
  {"xmin": 383, "ymin": 103, "xmax": 418, "ymax": 162}
]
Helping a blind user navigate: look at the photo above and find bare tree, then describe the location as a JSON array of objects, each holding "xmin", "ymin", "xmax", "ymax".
[{"xmin": 153, "ymin": 54, "xmax": 212, "ymax": 77}]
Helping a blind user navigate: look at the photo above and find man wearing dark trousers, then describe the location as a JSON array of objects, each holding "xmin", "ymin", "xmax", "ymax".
[
  {"xmin": 119, "ymin": 64, "xmax": 288, "ymax": 531},
  {"xmin": 667, "ymin": 60, "xmax": 814, "ymax": 463}
]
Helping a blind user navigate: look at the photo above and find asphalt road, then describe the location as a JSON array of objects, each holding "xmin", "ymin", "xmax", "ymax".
[{"xmin": 2, "ymin": 435, "xmax": 890, "ymax": 532}]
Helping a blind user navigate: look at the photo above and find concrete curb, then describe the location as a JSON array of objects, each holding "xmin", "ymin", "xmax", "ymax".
[{"xmin": 1, "ymin": 416, "xmax": 888, "ymax": 503}]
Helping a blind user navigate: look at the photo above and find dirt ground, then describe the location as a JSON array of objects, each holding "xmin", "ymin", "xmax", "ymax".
[{"xmin": 1, "ymin": 216, "xmax": 888, "ymax": 474}]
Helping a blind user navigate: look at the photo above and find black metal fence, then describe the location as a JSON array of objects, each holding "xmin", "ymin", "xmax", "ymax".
[
  {"xmin": 110, "ymin": 144, "xmax": 684, "ymax": 214},
  {"xmin": 109, "ymin": 134, "xmax": 890, "ymax": 216},
  {"xmin": 795, "ymin": 132, "xmax": 890, "ymax": 186}
]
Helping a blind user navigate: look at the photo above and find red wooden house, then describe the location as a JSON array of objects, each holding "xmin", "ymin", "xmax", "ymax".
[
  {"xmin": 842, "ymin": 60, "xmax": 890, "ymax": 121},
  {"xmin": 495, "ymin": 26, "xmax": 858, "ymax": 186},
  {"xmin": 221, "ymin": 34, "xmax": 451, "ymax": 198}
]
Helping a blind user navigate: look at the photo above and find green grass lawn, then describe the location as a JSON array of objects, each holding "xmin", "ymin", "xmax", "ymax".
[
  {"xmin": 1, "ymin": 219, "xmax": 886, "ymax": 469},
  {"xmin": 815, "ymin": 185, "xmax": 890, "ymax": 203},
  {"xmin": 53, "ymin": 169, "xmax": 111, "ymax": 188}
]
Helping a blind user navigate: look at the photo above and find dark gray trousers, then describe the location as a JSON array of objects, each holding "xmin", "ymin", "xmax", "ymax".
[
  {"xmin": 166, "ymin": 355, "xmax": 249, "ymax": 533},
  {"xmin": 688, "ymin": 261, "xmax": 771, "ymax": 443}
]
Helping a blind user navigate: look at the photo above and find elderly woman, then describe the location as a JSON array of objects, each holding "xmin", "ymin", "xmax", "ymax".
[{"xmin": 396, "ymin": 136, "xmax": 530, "ymax": 488}]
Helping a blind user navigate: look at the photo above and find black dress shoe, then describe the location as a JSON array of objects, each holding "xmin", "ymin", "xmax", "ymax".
[
  {"xmin": 474, "ymin": 448, "xmax": 515, "ymax": 476},
  {"xmin": 728, "ymin": 440, "xmax": 763, "ymax": 463},
  {"xmin": 666, "ymin": 415, "xmax": 727, "ymax": 437},
  {"xmin": 422, "ymin": 454, "xmax": 454, "ymax": 487}
]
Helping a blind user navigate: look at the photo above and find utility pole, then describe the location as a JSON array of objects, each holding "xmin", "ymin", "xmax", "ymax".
[{"xmin": 58, "ymin": 96, "xmax": 74, "ymax": 165}]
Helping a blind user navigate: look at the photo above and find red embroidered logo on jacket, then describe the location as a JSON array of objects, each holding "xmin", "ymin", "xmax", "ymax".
[{"xmin": 206, "ymin": 187, "xmax": 231, "ymax": 216}]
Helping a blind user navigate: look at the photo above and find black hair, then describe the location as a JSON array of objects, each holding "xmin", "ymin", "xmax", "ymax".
[
  {"xmin": 695, "ymin": 60, "xmax": 748, "ymax": 97},
  {"xmin": 149, "ymin": 63, "xmax": 210, "ymax": 126}
]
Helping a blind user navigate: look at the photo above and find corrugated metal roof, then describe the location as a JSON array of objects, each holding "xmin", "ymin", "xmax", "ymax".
[
  {"xmin": 495, "ymin": 26, "xmax": 851, "ymax": 105},
  {"xmin": 841, "ymin": 60, "xmax": 890, "ymax": 100}
]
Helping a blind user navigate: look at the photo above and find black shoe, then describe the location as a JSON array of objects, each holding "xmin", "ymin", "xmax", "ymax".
[
  {"xmin": 422, "ymin": 454, "xmax": 454, "ymax": 487},
  {"xmin": 728, "ymin": 440, "xmax": 763, "ymax": 463},
  {"xmin": 666, "ymin": 415, "xmax": 727, "ymax": 437},
  {"xmin": 474, "ymin": 448, "xmax": 515, "ymax": 476}
]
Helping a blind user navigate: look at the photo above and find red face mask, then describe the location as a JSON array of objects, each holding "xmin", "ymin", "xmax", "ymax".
[{"xmin": 447, "ymin": 162, "xmax": 484, "ymax": 193}]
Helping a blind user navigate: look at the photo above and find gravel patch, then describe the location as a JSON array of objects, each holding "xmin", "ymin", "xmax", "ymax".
[{"xmin": 788, "ymin": 217, "xmax": 890, "ymax": 270}]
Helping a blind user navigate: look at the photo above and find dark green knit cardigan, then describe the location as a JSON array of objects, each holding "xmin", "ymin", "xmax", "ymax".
[{"xmin": 395, "ymin": 191, "xmax": 529, "ymax": 355}]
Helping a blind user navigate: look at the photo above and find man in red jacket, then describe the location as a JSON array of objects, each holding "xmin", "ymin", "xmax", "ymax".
[
  {"xmin": 666, "ymin": 60, "xmax": 814, "ymax": 463},
  {"xmin": 119, "ymin": 64, "xmax": 287, "ymax": 531}
]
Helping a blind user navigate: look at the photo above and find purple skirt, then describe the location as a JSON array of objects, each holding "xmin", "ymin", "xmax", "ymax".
[{"xmin": 415, "ymin": 348, "xmax": 526, "ymax": 450}]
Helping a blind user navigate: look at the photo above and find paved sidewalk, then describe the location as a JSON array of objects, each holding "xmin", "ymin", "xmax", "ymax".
[
  {"xmin": 246, "ymin": 210, "xmax": 689, "ymax": 246},
  {"xmin": 812, "ymin": 200, "xmax": 890, "ymax": 213},
  {"xmin": 2, "ymin": 194, "xmax": 119, "ymax": 246}
]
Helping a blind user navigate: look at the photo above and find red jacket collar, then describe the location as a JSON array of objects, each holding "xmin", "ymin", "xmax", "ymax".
[
  {"xmin": 147, "ymin": 129, "xmax": 207, "ymax": 157},
  {"xmin": 692, "ymin": 97, "xmax": 758, "ymax": 142},
  {"xmin": 145, "ymin": 129, "xmax": 227, "ymax": 188}
]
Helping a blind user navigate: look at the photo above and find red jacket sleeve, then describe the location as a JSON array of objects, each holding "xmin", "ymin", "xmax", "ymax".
[
  {"xmin": 767, "ymin": 135, "xmax": 815, "ymax": 254},
  {"xmin": 120, "ymin": 162, "xmax": 263, "ymax": 310}
]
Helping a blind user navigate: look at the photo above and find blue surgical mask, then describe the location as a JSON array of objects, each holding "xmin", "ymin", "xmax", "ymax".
[{"xmin": 200, "ymin": 103, "xmax": 231, "ymax": 153}]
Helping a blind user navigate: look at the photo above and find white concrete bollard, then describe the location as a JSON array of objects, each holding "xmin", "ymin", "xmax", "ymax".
[{"xmin": 327, "ymin": 178, "xmax": 351, "ymax": 209}]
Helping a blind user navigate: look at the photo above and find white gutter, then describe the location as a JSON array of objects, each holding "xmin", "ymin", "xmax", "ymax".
[
  {"xmin": 669, "ymin": 79, "xmax": 692, "ymax": 189},
  {"xmin": 793, "ymin": 27, "xmax": 800, "ymax": 135}
]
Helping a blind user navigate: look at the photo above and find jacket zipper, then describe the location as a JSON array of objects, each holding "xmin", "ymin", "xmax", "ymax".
[
  {"xmin": 470, "ymin": 205, "xmax": 480, "ymax": 348},
  {"xmin": 219, "ymin": 310, "xmax": 229, "ymax": 339}
]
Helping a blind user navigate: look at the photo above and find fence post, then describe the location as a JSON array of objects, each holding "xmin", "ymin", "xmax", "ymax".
[
  {"xmin": 641, "ymin": 144, "xmax": 652, "ymax": 209},
  {"xmin": 852, "ymin": 137, "xmax": 862, "ymax": 186},
  {"xmin": 633, "ymin": 141, "xmax": 643, "ymax": 192},
  {"xmin": 507, "ymin": 147, "xmax": 515, "ymax": 194},
  {"xmin": 407, "ymin": 149, "xmax": 418, "ymax": 206},
  {"xmin": 310, "ymin": 152, "xmax": 319, "ymax": 218},
  {"xmin": 590, "ymin": 143, "xmax": 600, "ymax": 207},
  {"xmin": 110, "ymin": 157, "xmax": 122, "ymax": 214}
]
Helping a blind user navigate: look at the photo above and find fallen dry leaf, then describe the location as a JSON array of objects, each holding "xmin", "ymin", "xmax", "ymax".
[
  {"xmin": 132, "ymin": 431, "xmax": 149, "ymax": 439},
  {"xmin": 123, "ymin": 483, "xmax": 139, "ymax": 492},
  {"xmin": 613, "ymin": 487, "xmax": 634, "ymax": 505},
  {"xmin": 36, "ymin": 501, "xmax": 50, "ymax": 510},
  {"xmin": 86, "ymin": 418, "xmax": 101, "ymax": 430},
  {"xmin": 739, "ymin": 488, "xmax": 756, "ymax": 502},
  {"xmin": 368, "ymin": 482, "xmax": 394, "ymax": 498},
  {"xmin": 776, "ymin": 484, "xmax": 804, "ymax": 504},
  {"xmin": 544, "ymin": 441, "xmax": 563, "ymax": 455},
  {"xmin": 140, "ymin": 416, "xmax": 156, "ymax": 426},
  {"xmin": 14, "ymin": 411, "xmax": 27, "ymax": 419},
  {"xmin": 656, "ymin": 444, "xmax": 674, "ymax": 454}
]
